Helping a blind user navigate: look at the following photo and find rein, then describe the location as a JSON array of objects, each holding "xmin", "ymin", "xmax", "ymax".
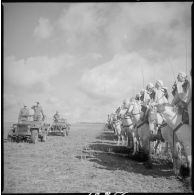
[
  {"xmin": 159, "ymin": 122, "xmax": 168, "ymax": 129},
  {"xmin": 136, "ymin": 120, "xmax": 147, "ymax": 129},
  {"xmin": 121, "ymin": 124, "xmax": 133, "ymax": 128},
  {"xmin": 131, "ymin": 112, "xmax": 141, "ymax": 116}
]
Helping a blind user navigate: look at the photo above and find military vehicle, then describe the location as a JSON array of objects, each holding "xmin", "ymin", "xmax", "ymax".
[
  {"xmin": 7, "ymin": 119, "xmax": 50, "ymax": 144},
  {"xmin": 48, "ymin": 118, "xmax": 70, "ymax": 136}
]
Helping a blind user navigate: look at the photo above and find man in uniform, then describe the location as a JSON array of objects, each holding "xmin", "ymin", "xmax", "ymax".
[
  {"xmin": 31, "ymin": 102, "xmax": 45, "ymax": 121},
  {"xmin": 18, "ymin": 105, "xmax": 29, "ymax": 122},
  {"xmin": 53, "ymin": 111, "xmax": 60, "ymax": 122}
]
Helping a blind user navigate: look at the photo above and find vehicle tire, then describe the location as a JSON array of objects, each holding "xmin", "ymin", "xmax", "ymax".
[
  {"xmin": 62, "ymin": 128, "xmax": 66, "ymax": 136},
  {"xmin": 31, "ymin": 129, "xmax": 38, "ymax": 144},
  {"xmin": 66, "ymin": 129, "xmax": 69, "ymax": 136},
  {"xmin": 42, "ymin": 132, "xmax": 47, "ymax": 142},
  {"xmin": 7, "ymin": 134, "xmax": 12, "ymax": 142}
]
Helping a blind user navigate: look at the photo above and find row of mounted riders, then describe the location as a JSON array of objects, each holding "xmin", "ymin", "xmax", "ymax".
[
  {"xmin": 105, "ymin": 103, "xmax": 192, "ymax": 181},
  {"xmin": 7, "ymin": 119, "xmax": 71, "ymax": 144}
]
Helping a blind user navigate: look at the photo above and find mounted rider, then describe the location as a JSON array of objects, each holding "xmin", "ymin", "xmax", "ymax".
[
  {"xmin": 153, "ymin": 80, "xmax": 169, "ymax": 105},
  {"xmin": 143, "ymin": 83, "xmax": 155, "ymax": 105},
  {"xmin": 171, "ymin": 72, "xmax": 190, "ymax": 124},
  {"xmin": 128, "ymin": 94, "xmax": 142, "ymax": 123},
  {"xmin": 187, "ymin": 70, "xmax": 192, "ymax": 126},
  {"xmin": 18, "ymin": 105, "xmax": 30, "ymax": 123},
  {"xmin": 140, "ymin": 89, "xmax": 145, "ymax": 103},
  {"xmin": 141, "ymin": 83, "xmax": 155, "ymax": 120},
  {"xmin": 150, "ymin": 80, "xmax": 169, "ymax": 143}
]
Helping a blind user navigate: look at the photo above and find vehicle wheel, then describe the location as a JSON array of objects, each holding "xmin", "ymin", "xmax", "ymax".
[
  {"xmin": 42, "ymin": 132, "xmax": 47, "ymax": 142},
  {"xmin": 62, "ymin": 128, "xmax": 66, "ymax": 136},
  {"xmin": 7, "ymin": 134, "xmax": 12, "ymax": 142},
  {"xmin": 66, "ymin": 129, "xmax": 69, "ymax": 136},
  {"xmin": 31, "ymin": 130, "xmax": 38, "ymax": 144}
]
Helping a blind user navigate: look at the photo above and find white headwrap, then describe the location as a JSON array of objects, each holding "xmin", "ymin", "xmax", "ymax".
[
  {"xmin": 123, "ymin": 98, "xmax": 129, "ymax": 106},
  {"xmin": 178, "ymin": 72, "xmax": 187, "ymax": 78},
  {"xmin": 147, "ymin": 82, "xmax": 154, "ymax": 89},
  {"xmin": 140, "ymin": 89, "xmax": 145, "ymax": 94},
  {"xmin": 156, "ymin": 80, "xmax": 163, "ymax": 87}
]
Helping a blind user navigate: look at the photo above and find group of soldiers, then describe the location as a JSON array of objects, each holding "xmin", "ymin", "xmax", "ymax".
[
  {"xmin": 18, "ymin": 102, "xmax": 44, "ymax": 122},
  {"xmin": 108, "ymin": 70, "xmax": 192, "ymax": 129},
  {"xmin": 18, "ymin": 102, "xmax": 68, "ymax": 124}
]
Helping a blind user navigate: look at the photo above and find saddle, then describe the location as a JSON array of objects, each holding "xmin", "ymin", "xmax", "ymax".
[{"xmin": 150, "ymin": 124, "xmax": 166, "ymax": 142}]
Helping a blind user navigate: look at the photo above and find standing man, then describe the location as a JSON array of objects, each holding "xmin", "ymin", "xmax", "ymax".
[
  {"xmin": 18, "ymin": 105, "xmax": 29, "ymax": 122},
  {"xmin": 53, "ymin": 111, "xmax": 60, "ymax": 122},
  {"xmin": 31, "ymin": 102, "xmax": 45, "ymax": 121}
]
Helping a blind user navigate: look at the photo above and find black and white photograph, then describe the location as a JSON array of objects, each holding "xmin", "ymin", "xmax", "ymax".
[{"xmin": 2, "ymin": 2, "xmax": 193, "ymax": 193}]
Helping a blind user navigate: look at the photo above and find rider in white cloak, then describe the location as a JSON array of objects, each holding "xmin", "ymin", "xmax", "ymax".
[
  {"xmin": 171, "ymin": 72, "xmax": 190, "ymax": 124},
  {"xmin": 153, "ymin": 80, "xmax": 169, "ymax": 105}
]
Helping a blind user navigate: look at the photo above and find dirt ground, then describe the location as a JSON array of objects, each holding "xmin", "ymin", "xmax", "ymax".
[{"xmin": 3, "ymin": 123, "xmax": 193, "ymax": 193}]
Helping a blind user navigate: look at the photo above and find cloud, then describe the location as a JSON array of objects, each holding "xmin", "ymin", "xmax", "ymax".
[
  {"xmin": 4, "ymin": 54, "xmax": 74, "ymax": 93},
  {"xmin": 4, "ymin": 94, "xmax": 20, "ymax": 111},
  {"xmin": 58, "ymin": 3, "xmax": 105, "ymax": 35},
  {"xmin": 80, "ymin": 52, "xmax": 190, "ymax": 102},
  {"xmin": 56, "ymin": 3, "xmax": 191, "ymax": 58},
  {"xmin": 33, "ymin": 17, "xmax": 53, "ymax": 39}
]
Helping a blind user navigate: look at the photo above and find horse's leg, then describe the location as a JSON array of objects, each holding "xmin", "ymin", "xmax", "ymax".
[
  {"xmin": 163, "ymin": 142, "xmax": 169, "ymax": 154},
  {"xmin": 170, "ymin": 140, "xmax": 180, "ymax": 176},
  {"xmin": 126, "ymin": 128, "xmax": 132, "ymax": 149},
  {"xmin": 122, "ymin": 127, "xmax": 127, "ymax": 146},
  {"xmin": 117, "ymin": 135, "xmax": 120, "ymax": 145},
  {"xmin": 142, "ymin": 138, "xmax": 152, "ymax": 169},
  {"xmin": 121, "ymin": 134, "xmax": 125, "ymax": 146},
  {"xmin": 132, "ymin": 131, "xmax": 138, "ymax": 155},
  {"xmin": 154, "ymin": 140, "xmax": 161, "ymax": 155}
]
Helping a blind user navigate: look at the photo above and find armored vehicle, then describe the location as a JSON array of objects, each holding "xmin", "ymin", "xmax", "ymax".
[
  {"xmin": 48, "ymin": 118, "xmax": 70, "ymax": 136},
  {"xmin": 7, "ymin": 120, "xmax": 50, "ymax": 144}
]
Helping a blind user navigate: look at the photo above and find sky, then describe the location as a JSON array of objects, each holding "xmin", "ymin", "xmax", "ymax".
[{"xmin": 3, "ymin": 2, "xmax": 192, "ymax": 123}]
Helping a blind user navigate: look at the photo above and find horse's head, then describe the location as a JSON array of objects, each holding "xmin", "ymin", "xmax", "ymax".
[{"xmin": 148, "ymin": 106, "xmax": 158, "ymax": 124}]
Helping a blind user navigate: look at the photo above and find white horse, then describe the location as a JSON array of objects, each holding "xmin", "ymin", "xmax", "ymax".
[
  {"xmin": 117, "ymin": 104, "xmax": 135, "ymax": 149},
  {"xmin": 127, "ymin": 100, "xmax": 143, "ymax": 155},
  {"xmin": 108, "ymin": 113, "xmax": 117, "ymax": 134},
  {"xmin": 112, "ymin": 115, "xmax": 123, "ymax": 145},
  {"xmin": 148, "ymin": 106, "xmax": 169, "ymax": 155},
  {"xmin": 135, "ymin": 105, "xmax": 180, "ymax": 172},
  {"xmin": 156, "ymin": 103, "xmax": 192, "ymax": 179}
]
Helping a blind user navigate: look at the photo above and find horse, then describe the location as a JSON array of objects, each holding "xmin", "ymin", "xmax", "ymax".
[
  {"xmin": 107, "ymin": 113, "xmax": 117, "ymax": 135},
  {"xmin": 134, "ymin": 105, "xmax": 179, "ymax": 171},
  {"xmin": 111, "ymin": 114, "xmax": 124, "ymax": 145},
  {"xmin": 126, "ymin": 100, "xmax": 144, "ymax": 155},
  {"xmin": 155, "ymin": 103, "xmax": 192, "ymax": 180},
  {"xmin": 117, "ymin": 105, "xmax": 135, "ymax": 149},
  {"xmin": 147, "ymin": 106, "xmax": 169, "ymax": 155}
]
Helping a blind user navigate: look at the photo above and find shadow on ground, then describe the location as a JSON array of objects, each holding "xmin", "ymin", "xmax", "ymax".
[{"xmin": 76, "ymin": 129, "xmax": 175, "ymax": 178}]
